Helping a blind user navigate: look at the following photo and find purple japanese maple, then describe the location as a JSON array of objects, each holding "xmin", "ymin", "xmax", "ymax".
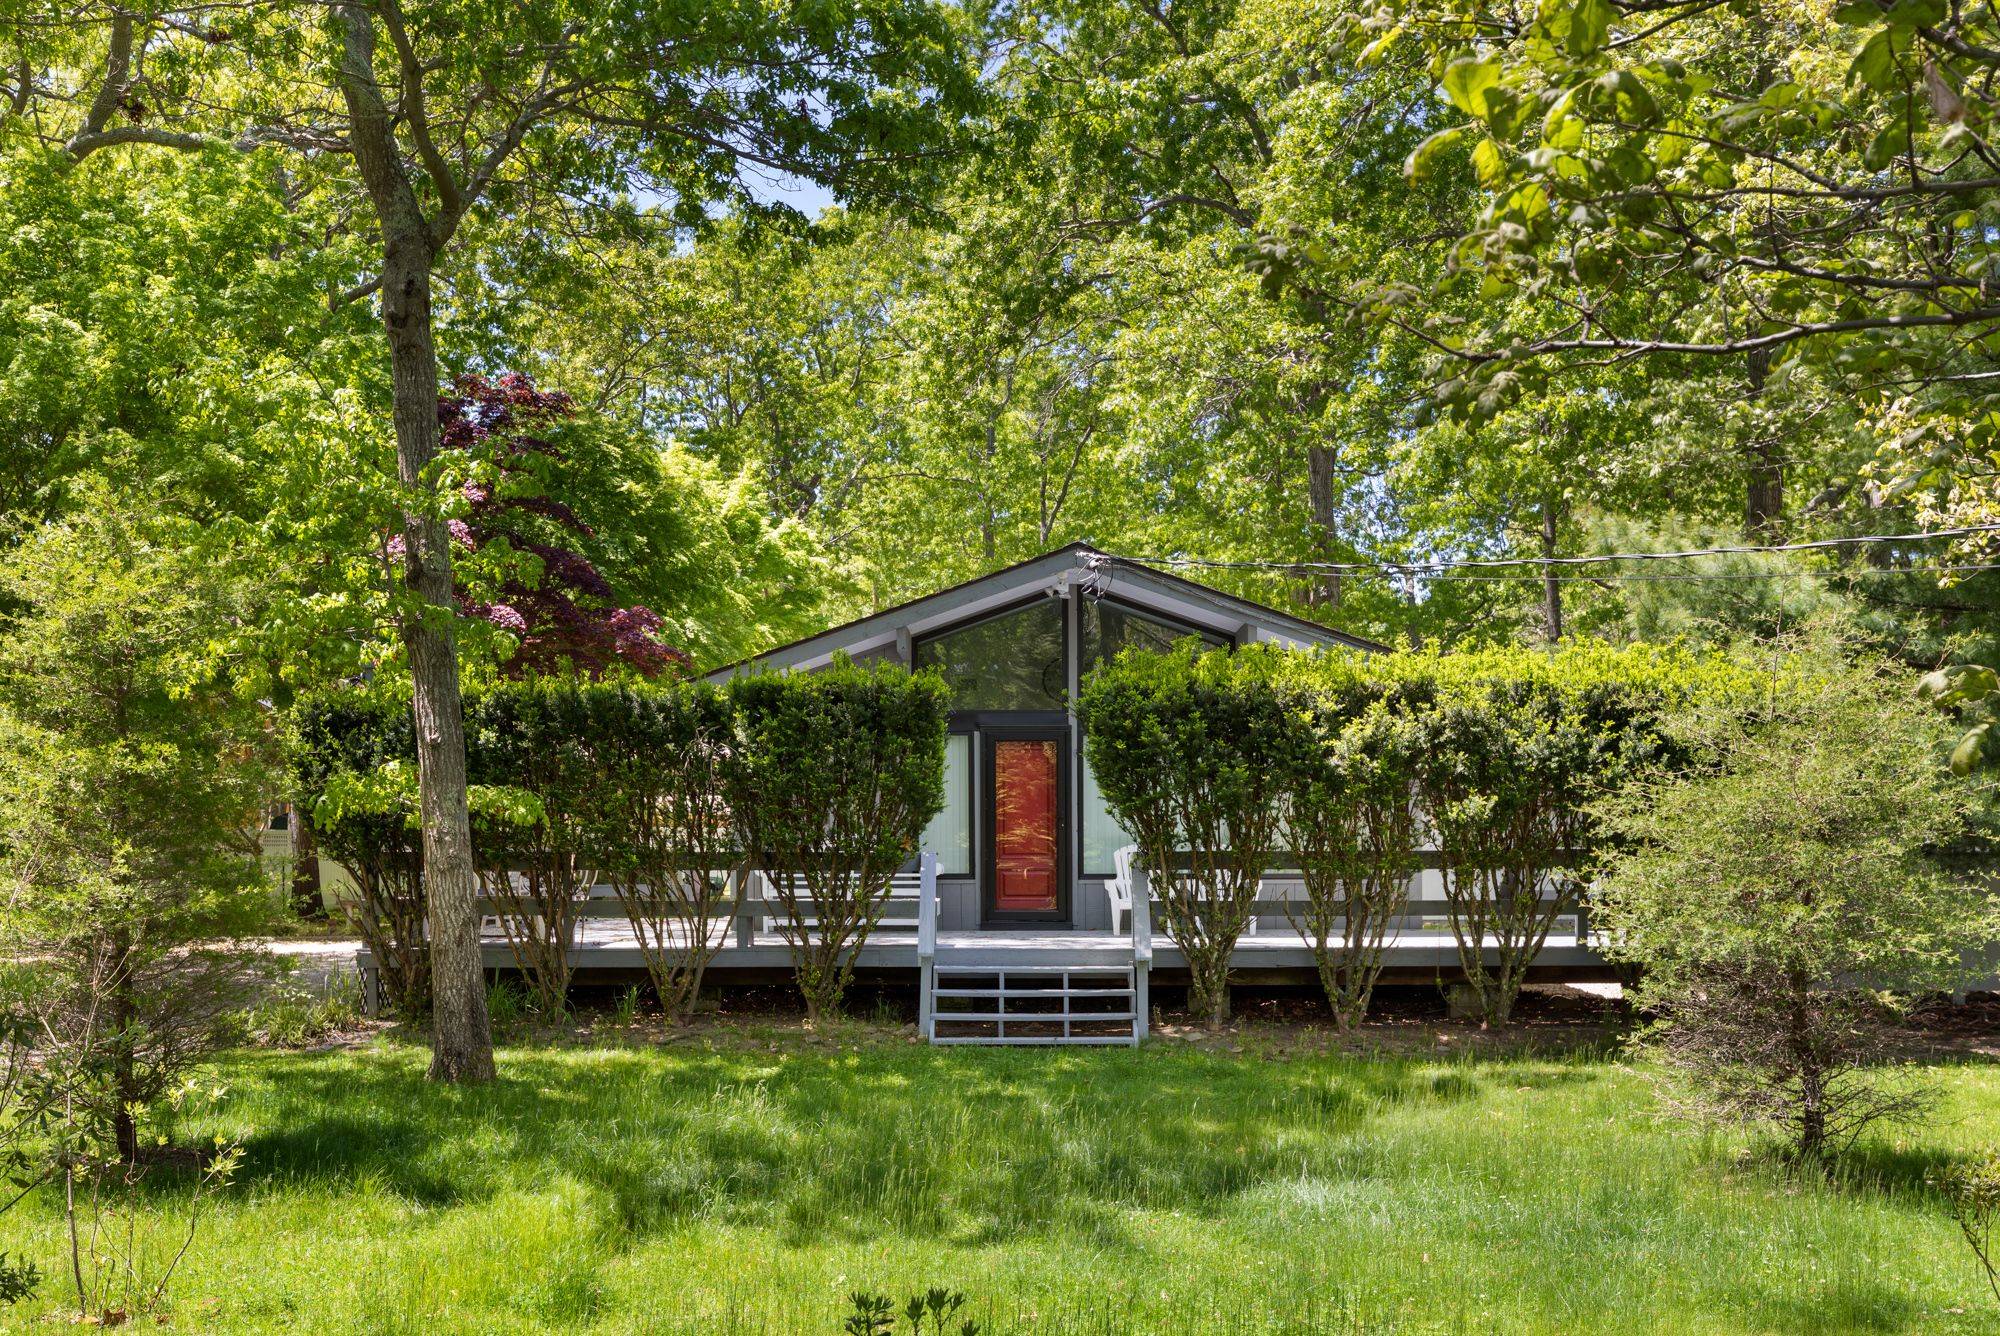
[{"xmin": 394, "ymin": 373, "xmax": 689, "ymax": 679}]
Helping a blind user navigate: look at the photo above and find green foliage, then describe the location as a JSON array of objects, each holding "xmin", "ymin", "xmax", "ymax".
[
  {"xmin": 0, "ymin": 490, "xmax": 275, "ymax": 1159},
  {"xmin": 1080, "ymin": 641, "xmax": 1304, "ymax": 1023},
  {"xmin": 464, "ymin": 679, "xmax": 606, "ymax": 1015},
  {"xmin": 1938, "ymin": 1149, "xmax": 2000, "ymax": 1312},
  {"xmin": 1382, "ymin": 640, "xmax": 1743, "ymax": 1025},
  {"xmin": 1273, "ymin": 656, "xmax": 1426, "ymax": 1029},
  {"xmin": 726, "ymin": 657, "xmax": 950, "ymax": 1021},
  {"xmin": 290, "ymin": 691, "xmax": 430, "ymax": 1018},
  {"xmin": 844, "ymin": 1286, "xmax": 980, "ymax": 1336},
  {"xmin": 585, "ymin": 678, "xmax": 739, "ymax": 1024},
  {"xmin": 1596, "ymin": 649, "xmax": 2000, "ymax": 1163}
]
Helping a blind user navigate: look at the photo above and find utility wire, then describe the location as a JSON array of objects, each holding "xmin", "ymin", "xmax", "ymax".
[
  {"xmin": 1108, "ymin": 522, "xmax": 2000, "ymax": 579},
  {"xmin": 1361, "ymin": 563, "xmax": 2000, "ymax": 584}
]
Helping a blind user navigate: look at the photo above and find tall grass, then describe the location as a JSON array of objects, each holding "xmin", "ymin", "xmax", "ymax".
[{"xmin": 1, "ymin": 1030, "xmax": 1994, "ymax": 1333}]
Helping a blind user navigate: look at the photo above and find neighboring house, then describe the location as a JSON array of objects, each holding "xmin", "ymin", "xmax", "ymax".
[{"xmin": 709, "ymin": 542, "xmax": 1382, "ymax": 933}]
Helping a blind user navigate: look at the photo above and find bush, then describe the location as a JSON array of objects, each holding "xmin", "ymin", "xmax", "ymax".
[
  {"xmin": 0, "ymin": 496, "xmax": 274, "ymax": 1162},
  {"xmin": 1081, "ymin": 642, "xmax": 1301, "ymax": 1024},
  {"xmin": 465, "ymin": 679, "xmax": 604, "ymax": 1015},
  {"xmin": 291, "ymin": 692, "xmax": 430, "ymax": 1018},
  {"xmin": 1278, "ymin": 660, "xmax": 1424, "ymax": 1030},
  {"xmin": 1596, "ymin": 650, "xmax": 1999, "ymax": 1164},
  {"xmin": 726, "ymin": 657, "xmax": 949, "ymax": 1022},
  {"xmin": 1388, "ymin": 642, "xmax": 1717, "ymax": 1027},
  {"xmin": 587, "ymin": 679, "xmax": 737, "ymax": 1023}
]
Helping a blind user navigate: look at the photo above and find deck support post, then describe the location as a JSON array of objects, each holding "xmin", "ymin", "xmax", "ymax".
[
  {"xmin": 735, "ymin": 864, "xmax": 760, "ymax": 948},
  {"xmin": 917, "ymin": 851, "xmax": 938, "ymax": 1042},
  {"xmin": 1130, "ymin": 861, "xmax": 1152, "ymax": 1045}
]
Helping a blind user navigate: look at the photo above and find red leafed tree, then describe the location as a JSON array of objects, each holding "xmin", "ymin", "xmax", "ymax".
[{"xmin": 393, "ymin": 373, "xmax": 690, "ymax": 679}]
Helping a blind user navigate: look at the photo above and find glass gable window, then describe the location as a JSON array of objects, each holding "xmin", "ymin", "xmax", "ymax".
[
  {"xmin": 1078, "ymin": 600, "xmax": 1228, "ymax": 874},
  {"xmin": 919, "ymin": 733, "xmax": 972, "ymax": 876},
  {"xmin": 1080, "ymin": 599, "xmax": 1226, "ymax": 670},
  {"xmin": 913, "ymin": 599, "xmax": 1066, "ymax": 712}
]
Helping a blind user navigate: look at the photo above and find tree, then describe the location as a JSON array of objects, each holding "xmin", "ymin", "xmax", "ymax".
[
  {"xmin": 7, "ymin": 0, "xmax": 975, "ymax": 1081},
  {"xmin": 0, "ymin": 488, "xmax": 275, "ymax": 1161},
  {"xmin": 1596, "ymin": 650, "xmax": 1999, "ymax": 1164},
  {"xmin": 427, "ymin": 373, "xmax": 689, "ymax": 680}
]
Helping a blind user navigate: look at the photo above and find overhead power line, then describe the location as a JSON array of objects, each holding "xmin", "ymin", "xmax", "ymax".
[{"xmin": 1110, "ymin": 522, "xmax": 2000, "ymax": 579}]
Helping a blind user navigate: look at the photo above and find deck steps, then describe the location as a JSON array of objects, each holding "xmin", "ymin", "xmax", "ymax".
[{"xmin": 924, "ymin": 961, "xmax": 1141, "ymax": 1046}]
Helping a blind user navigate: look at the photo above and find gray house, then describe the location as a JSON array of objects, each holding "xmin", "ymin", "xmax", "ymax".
[
  {"xmin": 709, "ymin": 542, "xmax": 1381, "ymax": 935},
  {"xmin": 334, "ymin": 543, "xmax": 1610, "ymax": 1042}
]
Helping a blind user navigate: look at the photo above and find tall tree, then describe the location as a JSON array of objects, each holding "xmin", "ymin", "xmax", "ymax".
[{"xmin": 6, "ymin": 1, "xmax": 974, "ymax": 1079}]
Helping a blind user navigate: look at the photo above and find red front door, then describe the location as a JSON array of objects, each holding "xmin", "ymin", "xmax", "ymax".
[{"xmin": 991, "ymin": 737, "xmax": 1062, "ymax": 915}]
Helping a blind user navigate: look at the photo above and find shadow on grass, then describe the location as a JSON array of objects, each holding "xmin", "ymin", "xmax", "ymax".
[{"xmin": 210, "ymin": 1037, "xmax": 1501, "ymax": 1252}]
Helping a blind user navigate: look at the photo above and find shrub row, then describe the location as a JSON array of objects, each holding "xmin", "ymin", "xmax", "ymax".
[
  {"xmin": 291, "ymin": 659, "xmax": 948, "ymax": 1021},
  {"xmin": 1080, "ymin": 640, "xmax": 1747, "ymax": 1026}
]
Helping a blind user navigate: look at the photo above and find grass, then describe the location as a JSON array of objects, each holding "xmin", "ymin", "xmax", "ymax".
[{"xmin": 4, "ymin": 1022, "xmax": 1998, "ymax": 1334}]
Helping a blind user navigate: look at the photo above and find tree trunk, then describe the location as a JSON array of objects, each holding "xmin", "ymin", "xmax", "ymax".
[
  {"xmin": 289, "ymin": 807, "xmax": 324, "ymax": 920},
  {"xmin": 1744, "ymin": 350, "xmax": 1784, "ymax": 537},
  {"xmin": 382, "ymin": 235, "xmax": 494, "ymax": 1084},
  {"xmin": 1307, "ymin": 444, "xmax": 1342, "ymax": 610},
  {"xmin": 110, "ymin": 941, "xmax": 139, "ymax": 1163},
  {"xmin": 1540, "ymin": 497, "xmax": 1563, "ymax": 645},
  {"xmin": 336, "ymin": 2, "xmax": 493, "ymax": 1083}
]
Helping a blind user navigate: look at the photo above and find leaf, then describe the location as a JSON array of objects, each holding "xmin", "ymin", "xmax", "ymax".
[
  {"xmin": 1850, "ymin": 28, "xmax": 1909, "ymax": 92},
  {"xmin": 1442, "ymin": 57, "xmax": 1503, "ymax": 119},
  {"xmin": 1472, "ymin": 138, "xmax": 1508, "ymax": 185},
  {"xmin": 1405, "ymin": 124, "xmax": 1469, "ymax": 181},
  {"xmin": 1951, "ymin": 722, "xmax": 1990, "ymax": 775},
  {"xmin": 1864, "ymin": 120, "xmax": 1909, "ymax": 170},
  {"xmin": 1568, "ymin": 0, "xmax": 1617, "ymax": 56}
]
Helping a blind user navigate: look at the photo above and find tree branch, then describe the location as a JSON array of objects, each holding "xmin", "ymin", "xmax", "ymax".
[{"xmin": 376, "ymin": 0, "xmax": 462, "ymax": 220}]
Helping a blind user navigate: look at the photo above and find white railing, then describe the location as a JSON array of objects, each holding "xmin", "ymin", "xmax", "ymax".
[{"xmin": 916, "ymin": 851, "xmax": 939, "ymax": 1041}]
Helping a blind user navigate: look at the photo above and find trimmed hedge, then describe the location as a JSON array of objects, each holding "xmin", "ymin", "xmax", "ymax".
[
  {"xmin": 1084, "ymin": 639, "xmax": 1745, "ymax": 1028},
  {"xmin": 1078, "ymin": 641, "xmax": 1300, "ymax": 1024},
  {"xmin": 725, "ymin": 656, "xmax": 950, "ymax": 1021},
  {"xmin": 292, "ymin": 663, "xmax": 948, "ymax": 1021},
  {"xmin": 288, "ymin": 693, "xmax": 428, "ymax": 1017}
]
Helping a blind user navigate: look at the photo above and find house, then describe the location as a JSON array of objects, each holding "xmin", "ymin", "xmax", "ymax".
[
  {"xmin": 710, "ymin": 542, "xmax": 1381, "ymax": 933},
  {"xmin": 338, "ymin": 544, "xmax": 1610, "ymax": 1041}
]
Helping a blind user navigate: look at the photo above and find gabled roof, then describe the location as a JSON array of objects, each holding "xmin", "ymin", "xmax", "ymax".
[{"xmin": 707, "ymin": 543, "xmax": 1385, "ymax": 679}]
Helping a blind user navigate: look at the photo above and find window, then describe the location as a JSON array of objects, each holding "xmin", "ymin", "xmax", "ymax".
[
  {"xmin": 1080, "ymin": 599, "xmax": 1225, "ymax": 670},
  {"xmin": 1078, "ymin": 600, "xmax": 1227, "ymax": 874},
  {"xmin": 919, "ymin": 734, "xmax": 972, "ymax": 876},
  {"xmin": 1080, "ymin": 751, "xmax": 1134, "ymax": 876},
  {"xmin": 913, "ymin": 598, "xmax": 1067, "ymax": 712}
]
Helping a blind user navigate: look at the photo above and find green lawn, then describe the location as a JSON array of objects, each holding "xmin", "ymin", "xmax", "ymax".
[{"xmin": 5, "ymin": 1024, "xmax": 1998, "ymax": 1334}]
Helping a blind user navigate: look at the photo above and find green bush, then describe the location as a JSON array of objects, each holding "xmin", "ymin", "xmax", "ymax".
[
  {"xmin": 1080, "ymin": 642, "xmax": 1302, "ymax": 1024},
  {"xmin": 586, "ymin": 679, "xmax": 738, "ymax": 1024},
  {"xmin": 1383, "ymin": 642, "xmax": 1728, "ymax": 1027},
  {"xmin": 1277, "ymin": 658, "xmax": 1425, "ymax": 1030},
  {"xmin": 1597, "ymin": 650, "xmax": 1999, "ymax": 1164},
  {"xmin": 726, "ymin": 657, "xmax": 949, "ymax": 1022},
  {"xmin": 291, "ymin": 692, "xmax": 429, "ymax": 1018},
  {"xmin": 465, "ymin": 679, "xmax": 604, "ymax": 1015}
]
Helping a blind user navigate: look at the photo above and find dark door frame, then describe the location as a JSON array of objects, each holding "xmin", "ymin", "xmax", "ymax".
[{"xmin": 979, "ymin": 723, "xmax": 1071, "ymax": 927}]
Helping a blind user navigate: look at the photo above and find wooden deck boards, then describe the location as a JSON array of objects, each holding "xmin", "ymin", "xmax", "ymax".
[{"xmin": 476, "ymin": 921, "xmax": 1609, "ymax": 974}]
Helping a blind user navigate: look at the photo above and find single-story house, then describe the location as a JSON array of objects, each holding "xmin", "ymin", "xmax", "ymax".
[{"xmin": 709, "ymin": 542, "xmax": 1383, "ymax": 933}]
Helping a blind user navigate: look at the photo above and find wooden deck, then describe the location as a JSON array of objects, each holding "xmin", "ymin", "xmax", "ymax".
[{"xmin": 485, "ymin": 918, "xmax": 1610, "ymax": 979}]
